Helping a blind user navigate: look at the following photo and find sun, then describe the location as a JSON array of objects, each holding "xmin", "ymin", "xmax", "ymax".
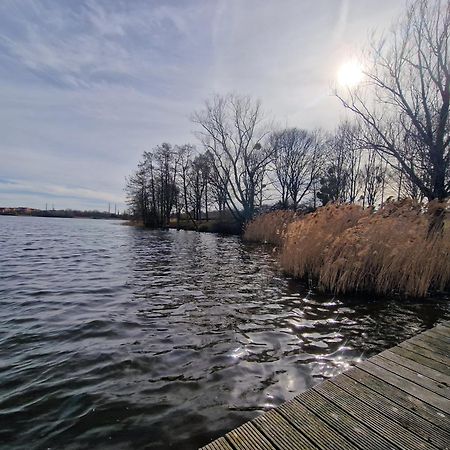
[{"xmin": 337, "ymin": 60, "xmax": 364, "ymax": 87}]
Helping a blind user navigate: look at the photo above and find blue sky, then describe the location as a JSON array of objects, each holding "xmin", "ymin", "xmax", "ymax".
[{"xmin": 0, "ymin": 0, "xmax": 404, "ymax": 211}]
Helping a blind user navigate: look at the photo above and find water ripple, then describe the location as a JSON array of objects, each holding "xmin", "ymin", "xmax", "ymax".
[{"xmin": 0, "ymin": 216, "xmax": 449, "ymax": 450}]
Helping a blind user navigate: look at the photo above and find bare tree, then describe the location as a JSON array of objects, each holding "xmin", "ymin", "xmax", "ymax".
[
  {"xmin": 192, "ymin": 94, "xmax": 273, "ymax": 224},
  {"xmin": 126, "ymin": 144, "xmax": 179, "ymax": 228},
  {"xmin": 125, "ymin": 160, "xmax": 150, "ymax": 225},
  {"xmin": 270, "ymin": 128, "xmax": 325, "ymax": 210},
  {"xmin": 339, "ymin": 122, "xmax": 363, "ymax": 203},
  {"xmin": 361, "ymin": 149, "xmax": 387, "ymax": 207},
  {"xmin": 188, "ymin": 153, "xmax": 211, "ymax": 220},
  {"xmin": 154, "ymin": 143, "xmax": 179, "ymax": 226},
  {"xmin": 207, "ymin": 150, "xmax": 228, "ymax": 216},
  {"xmin": 176, "ymin": 144, "xmax": 199, "ymax": 229},
  {"xmin": 393, "ymin": 165, "xmax": 425, "ymax": 201},
  {"xmin": 336, "ymin": 0, "xmax": 449, "ymax": 204},
  {"xmin": 317, "ymin": 131, "xmax": 350, "ymax": 205}
]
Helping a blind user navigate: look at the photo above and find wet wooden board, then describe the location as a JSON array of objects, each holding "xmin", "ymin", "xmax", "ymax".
[
  {"xmin": 296, "ymin": 388, "xmax": 395, "ymax": 450},
  {"xmin": 355, "ymin": 360, "xmax": 450, "ymax": 413},
  {"xmin": 226, "ymin": 422, "xmax": 275, "ymax": 450},
  {"xmin": 200, "ymin": 321, "xmax": 450, "ymax": 450}
]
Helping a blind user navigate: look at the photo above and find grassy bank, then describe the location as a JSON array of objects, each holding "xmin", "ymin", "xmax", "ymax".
[{"xmin": 244, "ymin": 201, "xmax": 450, "ymax": 298}]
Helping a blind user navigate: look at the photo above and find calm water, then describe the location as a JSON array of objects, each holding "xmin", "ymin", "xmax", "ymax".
[{"xmin": 0, "ymin": 216, "xmax": 449, "ymax": 450}]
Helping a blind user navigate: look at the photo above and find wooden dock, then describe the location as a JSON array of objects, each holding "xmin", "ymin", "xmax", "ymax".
[{"xmin": 200, "ymin": 321, "xmax": 450, "ymax": 450}]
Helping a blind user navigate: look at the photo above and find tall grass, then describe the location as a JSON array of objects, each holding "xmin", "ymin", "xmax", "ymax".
[
  {"xmin": 244, "ymin": 210, "xmax": 299, "ymax": 245},
  {"xmin": 280, "ymin": 204, "xmax": 370, "ymax": 279},
  {"xmin": 253, "ymin": 201, "xmax": 450, "ymax": 298},
  {"xmin": 318, "ymin": 200, "xmax": 450, "ymax": 297}
]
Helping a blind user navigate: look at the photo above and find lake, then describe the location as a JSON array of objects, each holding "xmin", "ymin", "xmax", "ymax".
[{"xmin": 1, "ymin": 215, "xmax": 449, "ymax": 449}]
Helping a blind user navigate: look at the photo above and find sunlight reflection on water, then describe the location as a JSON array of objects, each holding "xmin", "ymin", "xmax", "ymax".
[{"xmin": 0, "ymin": 216, "xmax": 449, "ymax": 450}]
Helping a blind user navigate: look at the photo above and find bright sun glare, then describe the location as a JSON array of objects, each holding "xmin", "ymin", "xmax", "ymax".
[{"xmin": 337, "ymin": 60, "xmax": 364, "ymax": 87}]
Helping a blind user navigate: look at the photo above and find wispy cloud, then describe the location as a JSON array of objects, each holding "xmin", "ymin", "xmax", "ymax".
[
  {"xmin": 0, "ymin": 0, "xmax": 404, "ymax": 210},
  {"xmin": 0, "ymin": 178, "xmax": 122, "ymax": 205},
  {"xmin": 0, "ymin": 0, "xmax": 203, "ymax": 89}
]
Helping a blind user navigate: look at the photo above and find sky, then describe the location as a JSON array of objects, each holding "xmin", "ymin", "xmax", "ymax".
[{"xmin": 0, "ymin": 0, "xmax": 405, "ymax": 211}]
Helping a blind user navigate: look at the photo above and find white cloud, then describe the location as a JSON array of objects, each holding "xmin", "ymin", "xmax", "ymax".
[
  {"xmin": 0, "ymin": 0, "xmax": 202, "ymax": 88},
  {"xmin": 0, "ymin": 178, "xmax": 122, "ymax": 204},
  {"xmin": 0, "ymin": 0, "xmax": 406, "ymax": 209}
]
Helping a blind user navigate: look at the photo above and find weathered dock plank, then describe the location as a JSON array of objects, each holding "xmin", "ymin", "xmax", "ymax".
[
  {"xmin": 252, "ymin": 409, "xmax": 316, "ymax": 450},
  {"xmin": 399, "ymin": 340, "xmax": 450, "ymax": 366},
  {"xmin": 297, "ymin": 388, "xmax": 396, "ymax": 450},
  {"xmin": 433, "ymin": 324, "xmax": 450, "ymax": 338},
  {"xmin": 380, "ymin": 348, "xmax": 450, "ymax": 384},
  {"xmin": 425, "ymin": 329, "xmax": 450, "ymax": 344},
  {"xmin": 407, "ymin": 336, "xmax": 450, "ymax": 359},
  {"xmin": 398, "ymin": 340, "xmax": 450, "ymax": 368},
  {"xmin": 414, "ymin": 334, "xmax": 450, "ymax": 356},
  {"xmin": 276, "ymin": 399, "xmax": 359, "ymax": 450},
  {"xmin": 352, "ymin": 360, "xmax": 450, "ymax": 413},
  {"xmin": 433, "ymin": 322, "xmax": 450, "ymax": 333},
  {"xmin": 333, "ymin": 374, "xmax": 450, "ymax": 449},
  {"xmin": 369, "ymin": 354, "xmax": 450, "ymax": 398},
  {"xmin": 200, "ymin": 321, "xmax": 450, "ymax": 450},
  {"xmin": 314, "ymin": 378, "xmax": 435, "ymax": 449},
  {"xmin": 226, "ymin": 422, "xmax": 275, "ymax": 450},
  {"xmin": 206, "ymin": 437, "xmax": 234, "ymax": 450},
  {"xmin": 345, "ymin": 366, "xmax": 450, "ymax": 431}
]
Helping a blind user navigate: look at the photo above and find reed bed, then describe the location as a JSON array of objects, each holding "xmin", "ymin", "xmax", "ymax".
[
  {"xmin": 253, "ymin": 200, "xmax": 450, "ymax": 298},
  {"xmin": 280, "ymin": 204, "xmax": 369, "ymax": 280},
  {"xmin": 244, "ymin": 210, "xmax": 299, "ymax": 245},
  {"xmin": 318, "ymin": 200, "xmax": 450, "ymax": 297}
]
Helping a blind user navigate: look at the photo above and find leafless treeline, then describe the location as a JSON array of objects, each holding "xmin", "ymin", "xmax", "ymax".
[
  {"xmin": 126, "ymin": 0, "xmax": 448, "ymax": 228},
  {"xmin": 126, "ymin": 106, "xmax": 402, "ymax": 227}
]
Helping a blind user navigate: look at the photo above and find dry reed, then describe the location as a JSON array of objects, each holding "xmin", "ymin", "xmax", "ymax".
[
  {"xmin": 318, "ymin": 200, "xmax": 450, "ymax": 297},
  {"xmin": 247, "ymin": 201, "xmax": 449, "ymax": 297},
  {"xmin": 244, "ymin": 210, "xmax": 299, "ymax": 245},
  {"xmin": 280, "ymin": 204, "xmax": 370, "ymax": 280}
]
